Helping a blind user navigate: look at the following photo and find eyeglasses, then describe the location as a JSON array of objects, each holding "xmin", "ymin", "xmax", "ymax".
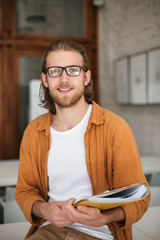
[{"xmin": 44, "ymin": 65, "xmax": 88, "ymax": 78}]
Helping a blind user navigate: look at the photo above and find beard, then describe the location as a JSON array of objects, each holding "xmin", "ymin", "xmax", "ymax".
[{"xmin": 49, "ymin": 84, "xmax": 85, "ymax": 108}]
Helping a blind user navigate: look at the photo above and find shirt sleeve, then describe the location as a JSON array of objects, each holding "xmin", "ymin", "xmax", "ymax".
[
  {"xmin": 109, "ymin": 117, "xmax": 151, "ymax": 228},
  {"xmin": 15, "ymin": 127, "xmax": 47, "ymax": 225}
]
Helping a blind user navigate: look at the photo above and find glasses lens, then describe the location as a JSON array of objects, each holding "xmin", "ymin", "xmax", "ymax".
[
  {"xmin": 48, "ymin": 67, "xmax": 62, "ymax": 77},
  {"xmin": 66, "ymin": 66, "xmax": 80, "ymax": 76}
]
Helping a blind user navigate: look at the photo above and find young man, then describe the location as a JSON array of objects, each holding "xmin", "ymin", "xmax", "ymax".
[{"xmin": 15, "ymin": 39, "xmax": 150, "ymax": 240}]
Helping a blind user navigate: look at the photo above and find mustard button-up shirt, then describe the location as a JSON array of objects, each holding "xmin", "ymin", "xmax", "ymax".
[{"xmin": 15, "ymin": 101, "xmax": 150, "ymax": 239}]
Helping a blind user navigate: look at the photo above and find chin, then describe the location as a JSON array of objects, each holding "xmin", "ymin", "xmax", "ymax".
[{"xmin": 55, "ymin": 95, "xmax": 84, "ymax": 109}]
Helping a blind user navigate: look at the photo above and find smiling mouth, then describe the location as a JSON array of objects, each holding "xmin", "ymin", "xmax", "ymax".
[
  {"xmin": 57, "ymin": 87, "xmax": 73, "ymax": 93},
  {"xmin": 58, "ymin": 85, "xmax": 73, "ymax": 90},
  {"xmin": 58, "ymin": 88, "xmax": 70, "ymax": 91}
]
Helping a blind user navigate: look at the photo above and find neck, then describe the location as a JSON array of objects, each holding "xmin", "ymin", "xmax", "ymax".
[{"xmin": 51, "ymin": 98, "xmax": 90, "ymax": 131}]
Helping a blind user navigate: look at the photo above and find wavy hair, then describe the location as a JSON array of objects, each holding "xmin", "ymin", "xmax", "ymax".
[{"xmin": 39, "ymin": 39, "xmax": 94, "ymax": 114}]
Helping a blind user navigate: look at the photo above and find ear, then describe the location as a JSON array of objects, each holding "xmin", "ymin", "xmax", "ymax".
[
  {"xmin": 41, "ymin": 72, "xmax": 49, "ymax": 88},
  {"xmin": 84, "ymin": 70, "xmax": 91, "ymax": 86}
]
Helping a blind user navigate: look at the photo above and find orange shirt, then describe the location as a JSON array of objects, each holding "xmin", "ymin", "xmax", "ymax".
[{"xmin": 15, "ymin": 101, "xmax": 150, "ymax": 239}]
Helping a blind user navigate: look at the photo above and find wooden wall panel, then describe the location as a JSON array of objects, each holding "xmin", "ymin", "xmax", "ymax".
[
  {"xmin": 0, "ymin": 47, "xmax": 3, "ymax": 158},
  {"xmin": 0, "ymin": 0, "xmax": 98, "ymax": 160}
]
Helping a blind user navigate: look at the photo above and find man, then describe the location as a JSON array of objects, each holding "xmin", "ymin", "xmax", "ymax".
[{"xmin": 15, "ymin": 39, "xmax": 150, "ymax": 240}]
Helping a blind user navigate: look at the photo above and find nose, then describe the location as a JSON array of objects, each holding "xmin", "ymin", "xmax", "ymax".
[{"xmin": 59, "ymin": 68, "xmax": 69, "ymax": 83}]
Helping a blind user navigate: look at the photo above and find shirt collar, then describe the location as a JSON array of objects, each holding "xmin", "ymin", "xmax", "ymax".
[
  {"xmin": 36, "ymin": 101, "xmax": 104, "ymax": 135},
  {"xmin": 87, "ymin": 101, "xmax": 104, "ymax": 128},
  {"xmin": 37, "ymin": 112, "xmax": 52, "ymax": 136}
]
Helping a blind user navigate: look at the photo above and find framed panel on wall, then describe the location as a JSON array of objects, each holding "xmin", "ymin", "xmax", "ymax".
[
  {"xmin": 130, "ymin": 53, "xmax": 146, "ymax": 104},
  {"xmin": 115, "ymin": 47, "xmax": 160, "ymax": 105},
  {"xmin": 115, "ymin": 57, "xmax": 128, "ymax": 104},
  {"xmin": 148, "ymin": 48, "xmax": 160, "ymax": 103}
]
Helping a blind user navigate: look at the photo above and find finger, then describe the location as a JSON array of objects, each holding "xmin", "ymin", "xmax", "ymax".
[
  {"xmin": 77, "ymin": 205, "xmax": 101, "ymax": 220},
  {"xmin": 67, "ymin": 198, "xmax": 76, "ymax": 205},
  {"xmin": 77, "ymin": 205, "xmax": 95, "ymax": 214},
  {"xmin": 62, "ymin": 199, "xmax": 88, "ymax": 220},
  {"xmin": 55, "ymin": 201, "xmax": 65, "ymax": 207},
  {"xmin": 64, "ymin": 198, "xmax": 78, "ymax": 212},
  {"xmin": 76, "ymin": 205, "xmax": 87, "ymax": 212}
]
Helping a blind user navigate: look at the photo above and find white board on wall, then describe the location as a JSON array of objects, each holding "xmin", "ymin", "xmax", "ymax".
[
  {"xmin": 148, "ymin": 49, "xmax": 160, "ymax": 103},
  {"xmin": 130, "ymin": 53, "xmax": 146, "ymax": 104}
]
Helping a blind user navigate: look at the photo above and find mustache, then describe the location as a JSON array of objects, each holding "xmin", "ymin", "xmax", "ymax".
[{"xmin": 57, "ymin": 84, "xmax": 73, "ymax": 88}]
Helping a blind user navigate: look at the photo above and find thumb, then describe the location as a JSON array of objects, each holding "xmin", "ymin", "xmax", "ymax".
[
  {"xmin": 76, "ymin": 204, "xmax": 89, "ymax": 213},
  {"xmin": 67, "ymin": 198, "xmax": 76, "ymax": 205}
]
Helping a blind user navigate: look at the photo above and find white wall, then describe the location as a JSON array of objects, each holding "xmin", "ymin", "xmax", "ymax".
[{"xmin": 98, "ymin": 0, "xmax": 160, "ymax": 158}]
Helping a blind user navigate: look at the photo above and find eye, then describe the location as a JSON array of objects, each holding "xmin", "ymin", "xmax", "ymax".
[
  {"xmin": 71, "ymin": 67, "xmax": 79, "ymax": 72},
  {"xmin": 52, "ymin": 69, "xmax": 58, "ymax": 74},
  {"xmin": 49, "ymin": 68, "xmax": 60, "ymax": 76},
  {"xmin": 68, "ymin": 67, "xmax": 80, "ymax": 75}
]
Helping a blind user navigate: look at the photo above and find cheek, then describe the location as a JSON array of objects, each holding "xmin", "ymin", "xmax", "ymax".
[{"xmin": 47, "ymin": 80, "xmax": 57, "ymax": 89}]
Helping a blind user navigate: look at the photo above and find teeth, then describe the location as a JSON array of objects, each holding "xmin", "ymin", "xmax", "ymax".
[{"xmin": 59, "ymin": 88, "xmax": 70, "ymax": 91}]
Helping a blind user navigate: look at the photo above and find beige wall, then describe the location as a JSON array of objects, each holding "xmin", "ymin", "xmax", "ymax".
[{"xmin": 98, "ymin": 0, "xmax": 160, "ymax": 157}]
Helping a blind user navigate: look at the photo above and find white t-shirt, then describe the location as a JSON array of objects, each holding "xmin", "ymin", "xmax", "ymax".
[{"xmin": 43, "ymin": 104, "xmax": 114, "ymax": 240}]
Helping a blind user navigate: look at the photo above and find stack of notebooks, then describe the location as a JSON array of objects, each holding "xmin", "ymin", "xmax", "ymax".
[{"xmin": 74, "ymin": 183, "xmax": 150, "ymax": 210}]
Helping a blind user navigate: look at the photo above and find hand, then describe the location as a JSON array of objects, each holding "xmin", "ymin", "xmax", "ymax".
[
  {"xmin": 34, "ymin": 199, "xmax": 105, "ymax": 227},
  {"xmin": 61, "ymin": 199, "xmax": 125, "ymax": 227},
  {"xmin": 40, "ymin": 201, "xmax": 74, "ymax": 227},
  {"xmin": 33, "ymin": 199, "xmax": 125, "ymax": 228},
  {"xmin": 61, "ymin": 198, "xmax": 107, "ymax": 227}
]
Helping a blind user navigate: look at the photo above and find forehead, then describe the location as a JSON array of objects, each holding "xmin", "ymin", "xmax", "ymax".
[{"xmin": 46, "ymin": 50, "xmax": 83, "ymax": 67}]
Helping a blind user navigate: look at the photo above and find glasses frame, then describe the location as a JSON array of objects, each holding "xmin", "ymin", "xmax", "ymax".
[{"xmin": 44, "ymin": 65, "xmax": 88, "ymax": 78}]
